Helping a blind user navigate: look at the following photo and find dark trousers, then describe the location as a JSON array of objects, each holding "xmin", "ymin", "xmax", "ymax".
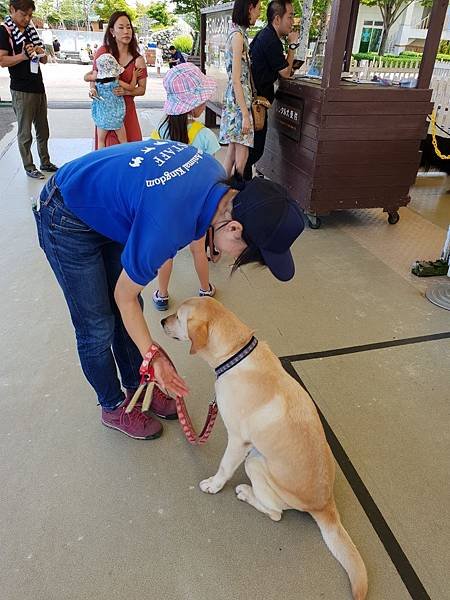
[
  {"xmin": 243, "ymin": 114, "xmax": 268, "ymax": 180},
  {"xmin": 11, "ymin": 89, "xmax": 51, "ymax": 171},
  {"xmin": 33, "ymin": 178, "xmax": 143, "ymax": 409}
]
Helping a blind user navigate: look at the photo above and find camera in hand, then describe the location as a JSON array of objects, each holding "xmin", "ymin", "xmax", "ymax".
[
  {"xmin": 292, "ymin": 59, "xmax": 304, "ymax": 71},
  {"xmin": 24, "ymin": 35, "xmax": 37, "ymax": 59}
]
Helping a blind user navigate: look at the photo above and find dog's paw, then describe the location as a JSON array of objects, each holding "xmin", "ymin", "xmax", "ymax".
[
  {"xmin": 268, "ymin": 509, "xmax": 282, "ymax": 522},
  {"xmin": 235, "ymin": 484, "xmax": 252, "ymax": 502},
  {"xmin": 235, "ymin": 484, "xmax": 282, "ymax": 521},
  {"xmin": 199, "ymin": 476, "xmax": 224, "ymax": 494}
]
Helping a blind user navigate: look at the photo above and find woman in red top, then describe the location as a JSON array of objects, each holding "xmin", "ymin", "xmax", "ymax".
[{"xmin": 87, "ymin": 11, "xmax": 147, "ymax": 147}]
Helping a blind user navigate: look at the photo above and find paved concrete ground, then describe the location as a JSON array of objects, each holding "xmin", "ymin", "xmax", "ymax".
[
  {"xmin": 0, "ymin": 63, "xmax": 168, "ymax": 104},
  {"xmin": 0, "ymin": 103, "xmax": 449, "ymax": 600}
]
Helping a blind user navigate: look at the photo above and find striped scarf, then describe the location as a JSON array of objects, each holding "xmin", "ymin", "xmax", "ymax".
[{"xmin": 2, "ymin": 15, "xmax": 44, "ymax": 51}]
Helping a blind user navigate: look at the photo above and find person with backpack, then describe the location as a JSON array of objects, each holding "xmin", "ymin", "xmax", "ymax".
[
  {"xmin": 150, "ymin": 62, "xmax": 220, "ymax": 311},
  {"xmin": 0, "ymin": 0, "xmax": 57, "ymax": 179}
]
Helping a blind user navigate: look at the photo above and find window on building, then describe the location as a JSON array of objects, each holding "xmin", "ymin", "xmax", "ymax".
[{"xmin": 359, "ymin": 20, "xmax": 383, "ymax": 53}]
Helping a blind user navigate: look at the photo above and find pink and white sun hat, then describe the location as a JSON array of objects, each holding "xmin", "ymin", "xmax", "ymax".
[{"xmin": 163, "ymin": 62, "xmax": 217, "ymax": 115}]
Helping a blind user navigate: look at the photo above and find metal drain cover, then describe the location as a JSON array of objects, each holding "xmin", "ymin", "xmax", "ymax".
[{"xmin": 425, "ymin": 280, "xmax": 450, "ymax": 311}]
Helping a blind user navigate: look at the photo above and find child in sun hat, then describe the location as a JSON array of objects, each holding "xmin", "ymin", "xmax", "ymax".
[
  {"xmin": 150, "ymin": 62, "xmax": 221, "ymax": 310},
  {"xmin": 87, "ymin": 53, "xmax": 138, "ymax": 148},
  {"xmin": 152, "ymin": 62, "xmax": 219, "ymax": 154}
]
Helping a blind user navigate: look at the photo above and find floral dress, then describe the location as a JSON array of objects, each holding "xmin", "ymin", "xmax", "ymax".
[{"xmin": 219, "ymin": 24, "xmax": 254, "ymax": 148}]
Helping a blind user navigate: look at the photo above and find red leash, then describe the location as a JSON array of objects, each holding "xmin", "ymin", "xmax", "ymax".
[
  {"xmin": 137, "ymin": 344, "xmax": 218, "ymax": 445},
  {"xmin": 175, "ymin": 394, "xmax": 218, "ymax": 445}
]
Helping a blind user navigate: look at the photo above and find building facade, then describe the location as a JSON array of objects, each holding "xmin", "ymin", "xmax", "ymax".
[{"xmin": 353, "ymin": 2, "xmax": 450, "ymax": 55}]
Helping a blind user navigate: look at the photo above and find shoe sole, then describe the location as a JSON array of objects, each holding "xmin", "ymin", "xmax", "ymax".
[
  {"xmin": 152, "ymin": 304, "xmax": 169, "ymax": 311},
  {"xmin": 101, "ymin": 420, "xmax": 163, "ymax": 439}
]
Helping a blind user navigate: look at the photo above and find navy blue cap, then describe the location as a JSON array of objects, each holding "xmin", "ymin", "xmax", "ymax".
[{"xmin": 232, "ymin": 178, "xmax": 304, "ymax": 281}]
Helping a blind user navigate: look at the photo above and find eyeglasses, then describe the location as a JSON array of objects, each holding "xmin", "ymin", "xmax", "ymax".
[{"xmin": 205, "ymin": 221, "xmax": 230, "ymax": 263}]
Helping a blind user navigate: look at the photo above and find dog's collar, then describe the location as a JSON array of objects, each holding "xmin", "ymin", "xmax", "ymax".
[{"xmin": 215, "ymin": 336, "xmax": 258, "ymax": 379}]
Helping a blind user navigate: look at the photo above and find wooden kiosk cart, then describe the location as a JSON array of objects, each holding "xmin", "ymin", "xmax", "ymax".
[{"xmin": 201, "ymin": 0, "xmax": 449, "ymax": 228}]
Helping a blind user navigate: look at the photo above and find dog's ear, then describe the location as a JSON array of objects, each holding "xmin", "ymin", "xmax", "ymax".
[{"xmin": 188, "ymin": 319, "xmax": 208, "ymax": 355}]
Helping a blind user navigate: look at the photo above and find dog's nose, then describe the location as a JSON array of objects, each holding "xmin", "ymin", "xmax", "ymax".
[{"xmin": 160, "ymin": 317, "xmax": 167, "ymax": 327}]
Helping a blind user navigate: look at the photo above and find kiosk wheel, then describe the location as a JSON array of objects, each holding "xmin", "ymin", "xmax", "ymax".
[
  {"xmin": 387, "ymin": 211, "xmax": 400, "ymax": 225},
  {"xmin": 308, "ymin": 215, "xmax": 322, "ymax": 229}
]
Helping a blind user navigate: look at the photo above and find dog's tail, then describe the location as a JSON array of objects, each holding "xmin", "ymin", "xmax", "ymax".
[{"xmin": 311, "ymin": 501, "xmax": 368, "ymax": 600}]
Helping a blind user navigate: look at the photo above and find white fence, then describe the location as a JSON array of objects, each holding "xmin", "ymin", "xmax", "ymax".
[
  {"xmin": 345, "ymin": 59, "xmax": 450, "ymax": 135},
  {"xmin": 348, "ymin": 59, "xmax": 450, "ymax": 83},
  {"xmin": 37, "ymin": 29, "xmax": 105, "ymax": 53}
]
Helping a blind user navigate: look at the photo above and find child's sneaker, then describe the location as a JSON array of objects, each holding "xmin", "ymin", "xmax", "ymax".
[
  {"xmin": 199, "ymin": 283, "xmax": 216, "ymax": 297},
  {"xmin": 152, "ymin": 289, "xmax": 169, "ymax": 311}
]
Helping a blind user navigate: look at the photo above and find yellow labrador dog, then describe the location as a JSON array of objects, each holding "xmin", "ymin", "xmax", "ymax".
[{"xmin": 162, "ymin": 297, "xmax": 368, "ymax": 600}]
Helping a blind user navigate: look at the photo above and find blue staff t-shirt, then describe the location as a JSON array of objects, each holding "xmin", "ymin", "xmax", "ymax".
[{"xmin": 55, "ymin": 140, "xmax": 227, "ymax": 286}]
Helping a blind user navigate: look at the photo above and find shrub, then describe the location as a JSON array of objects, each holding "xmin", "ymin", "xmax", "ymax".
[
  {"xmin": 151, "ymin": 23, "xmax": 168, "ymax": 31},
  {"xmin": 352, "ymin": 51, "xmax": 450, "ymax": 66},
  {"xmin": 248, "ymin": 25, "xmax": 264, "ymax": 39},
  {"xmin": 351, "ymin": 52, "xmax": 377, "ymax": 62},
  {"xmin": 352, "ymin": 52, "xmax": 422, "ymax": 66},
  {"xmin": 147, "ymin": 2, "xmax": 175, "ymax": 27},
  {"xmin": 439, "ymin": 40, "xmax": 450, "ymax": 54},
  {"xmin": 172, "ymin": 34, "xmax": 193, "ymax": 54}
]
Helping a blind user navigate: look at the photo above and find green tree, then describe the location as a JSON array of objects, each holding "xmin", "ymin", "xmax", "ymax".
[
  {"xmin": 259, "ymin": 0, "xmax": 300, "ymax": 22},
  {"xmin": 94, "ymin": 0, "xmax": 137, "ymax": 23},
  {"xmin": 146, "ymin": 1, "xmax": 175, "ymax": 27},
  {"xmin": 135, "ymin": 1, "xmax": 149, "ymax": 19},
  {"xmin": 174, "ymin": 0, "xmax": 216, "ymax": 32},
  {"xmin": 0, "ymin": 0, "xmax": 9, "ymax": 20},
  {"xmin": 35, "ymin": 0, "xmax": 63, "ymax": 26},
  {"xmin": 360, "ymin": 0, "xmax": 432, "ymax": 55},
  {"xmin": 59, "ymin": 0, "xmax": 85, "ymax": 27},
  {"xmin": 258, "ymin": 0, "xmax": 328, "ymax": 38},
  {"xmin": 174, "ymin": 0, "xmax": 328, "ymax": 36}
]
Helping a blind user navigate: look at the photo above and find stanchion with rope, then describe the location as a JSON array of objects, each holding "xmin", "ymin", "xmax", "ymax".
[
  {"xmin": 125, "ymin": 344, "xmax": 218, "ymax": 445},
  {"xmin": 416, "ymin": 119, "xmax": 450, "ymax": 303},
  {"xmin": 430, "ymin": 110, "xmax": 450, "ymax": 160}
]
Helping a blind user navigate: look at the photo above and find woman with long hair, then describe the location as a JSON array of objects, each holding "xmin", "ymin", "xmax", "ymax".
[
  {"xmin": 86, "ymin": 11, "xmax": 147, "ymax": 147},
  {"xmin": 219, "ymin": 0, "xmax": 261, "ymax": 176}
]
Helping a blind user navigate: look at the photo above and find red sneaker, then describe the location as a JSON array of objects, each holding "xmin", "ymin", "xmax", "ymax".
[
  {"xmin": 101, "ymin": 400, "xmax": 163, "ymax": 440},
  {"xmin": 126, "ymin": 386, "xmax": 178, "ymax": 420}
]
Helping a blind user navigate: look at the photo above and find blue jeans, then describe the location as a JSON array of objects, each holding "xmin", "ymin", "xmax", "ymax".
[{"xmin": 33, "ymin": 177, "xmax": 142, "ymax": 409}]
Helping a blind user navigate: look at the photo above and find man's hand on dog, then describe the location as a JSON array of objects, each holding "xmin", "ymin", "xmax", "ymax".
[{"xmin": 153, "ymin": 354, "xmax": 189, "ymax": 398}]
